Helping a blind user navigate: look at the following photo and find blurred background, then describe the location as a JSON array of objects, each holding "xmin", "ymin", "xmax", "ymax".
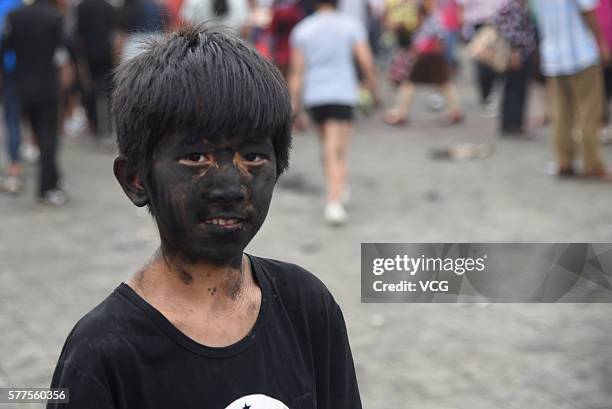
[{"xmin": 1, "ymin": 0, "xmax": 612, "ymax": 408}]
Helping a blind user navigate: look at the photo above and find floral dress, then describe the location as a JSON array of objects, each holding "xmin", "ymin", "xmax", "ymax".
[{"xmin": 494, "ymin": 0, "xmax": 537, "ymax": 62}]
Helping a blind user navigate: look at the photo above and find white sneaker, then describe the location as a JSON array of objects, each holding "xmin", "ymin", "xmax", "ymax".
[
  {"xmin": 20, "ymin": 143, "xmax": 40, "ymax": 163},
  {"xmin": 324, "ymin": 202, "xmax": 347, "ymax": 226},
  {"xmin": 40, "ymin": 189, "xmax": 69, "ymax": 207},
  {"xmin": 0, "ymin": 176, "xmax": 24, "ymax": 195},
  {"xmin": 479, "ymin": 100, "xmax": 498, "ymax": 118},
  {"xmin": 427, "ymin": 92, "xmax": 446, "ymax": 112}
]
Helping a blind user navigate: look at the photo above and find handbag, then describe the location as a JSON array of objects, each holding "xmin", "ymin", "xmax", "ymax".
[
  {"xmin": 466, "ymin": 25, "xmax": 512, "ymax": 73},
  {"xmin": 413, "ymin": 37, "xmax": 444, "ymax": 55}
]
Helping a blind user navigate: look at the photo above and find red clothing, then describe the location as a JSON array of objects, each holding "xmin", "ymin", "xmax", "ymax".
[
  {"xmin": 438, "ymin": 0, "xmax": 461, "ymax": 32},
  {"xmin": 269, "ymin": 4, "xmax": 303, "ymax": 66},
  {"xmin": 165, "ymin": 0, "xmax": 184, "ymax": 27},
  {"xmin": 597, "ymin": 0, "xmax": 612, "ymax": 49}
]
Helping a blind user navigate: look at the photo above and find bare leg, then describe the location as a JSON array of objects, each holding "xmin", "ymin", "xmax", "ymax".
[
  {"xmin": 438, "ymin": 81, "xmax": 462, "ymax": 120},
  {"xmin": 321, "ymin": 120, "xmax": 351, "ymax": 203},
  {"xmin": 384, "ymin": 81, "xmax": 415, "ymax": 124}
]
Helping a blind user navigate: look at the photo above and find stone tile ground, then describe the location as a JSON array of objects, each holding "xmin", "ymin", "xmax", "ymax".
[{"xmin": 1, "ymin": 74, "xmax": 612, "ymax": 409}]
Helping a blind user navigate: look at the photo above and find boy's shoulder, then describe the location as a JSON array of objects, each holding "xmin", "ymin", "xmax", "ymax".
[
  {"xmin": 250, "ymin": 255, "xmax": 338, "ymax": 312},
  {"xmin": 58, "ymin": 287, "xmax": 147, "ymax": 367}
]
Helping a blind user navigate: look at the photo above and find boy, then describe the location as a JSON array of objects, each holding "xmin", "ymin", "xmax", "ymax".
[{"xmin": 47, "ymin": 25, "xmax": 362, "ymax": 409}]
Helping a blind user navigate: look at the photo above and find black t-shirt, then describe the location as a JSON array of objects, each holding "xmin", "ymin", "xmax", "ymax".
[
  {"xmin": 47, "ymin": 255, "xmax": 362, "ymax": 409},
  {"xmin": 76, "ymin": 0, "xmax": 116, "ymax": 64}
]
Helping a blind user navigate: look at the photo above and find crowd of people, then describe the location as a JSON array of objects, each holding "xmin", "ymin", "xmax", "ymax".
[{"xmin": 0, "ymin": 0, "xmax": 610, "ymax": 223}]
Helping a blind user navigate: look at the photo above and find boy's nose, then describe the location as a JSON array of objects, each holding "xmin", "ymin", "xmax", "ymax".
[
  {"xmin": 207, "ymin": 165, "xmax": 246, "ymax": 203},
  {"xmin": 209, "ymin": 183, "xmax": 245, "ymax": 203}
]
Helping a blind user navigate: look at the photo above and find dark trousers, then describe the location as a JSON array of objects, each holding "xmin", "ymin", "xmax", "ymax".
[
  {"xmin": 83, "ymin": 57, "xmax": 113, "ymax": 138},
  {"xmin": 501, "ymin": 57, "xmax": 532, "ymax": 131},
  {"xmin": 23, "ymin": 99, "xmax": 60, "ymax": 197}
]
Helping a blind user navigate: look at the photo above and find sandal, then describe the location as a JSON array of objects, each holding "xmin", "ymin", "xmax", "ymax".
[{"xmin": 441, "ymin": 112, "xmax": 464, "ymax": 127}]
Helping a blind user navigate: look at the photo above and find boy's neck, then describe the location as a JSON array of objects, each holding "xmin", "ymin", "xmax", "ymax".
[
  {"xmin": 126, "ymin": 249, "xmax": 263, "ymax": 347},
  {"xmin": 127, "ymin": 249, "xmax": 257, "ymax": 311}
]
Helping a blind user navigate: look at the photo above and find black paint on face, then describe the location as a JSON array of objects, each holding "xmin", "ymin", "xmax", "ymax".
[{"xmin": 145, "ymin": 132, "xmax": 277, "ymax": 268}]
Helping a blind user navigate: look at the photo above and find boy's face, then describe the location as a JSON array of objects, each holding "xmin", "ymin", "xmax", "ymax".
[{"xmin": 146, "ymin": 131, "xmax": 277, "ymax": 266}]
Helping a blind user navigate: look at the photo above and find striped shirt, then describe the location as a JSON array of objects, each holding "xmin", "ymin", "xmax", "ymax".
[{"xmin": 533, "ymin": 0, "xmax": 600, "ymax": 76}]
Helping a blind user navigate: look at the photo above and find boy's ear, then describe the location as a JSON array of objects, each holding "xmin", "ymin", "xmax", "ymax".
[{"xmin": 113, "ymin": 156, "xmax": 149, "ymax": 207}]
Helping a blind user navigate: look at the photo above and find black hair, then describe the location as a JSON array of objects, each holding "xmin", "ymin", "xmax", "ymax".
[{"xmin": 112, "ymin": 24, "xmax": 292, "ymax": 178}]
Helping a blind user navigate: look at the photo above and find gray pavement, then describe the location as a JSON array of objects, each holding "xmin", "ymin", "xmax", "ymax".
[{"xmin": 2, "ymin": 74, "xmax": 612, "ymax": 409}]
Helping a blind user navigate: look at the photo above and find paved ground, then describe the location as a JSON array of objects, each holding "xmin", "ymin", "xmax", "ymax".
[{"xmin": 2, "ymin": 69, "xmax": 612, "ymax": 409}]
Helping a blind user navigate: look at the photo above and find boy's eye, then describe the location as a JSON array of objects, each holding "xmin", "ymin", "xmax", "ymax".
[
  {"xmin": 243, "ymin": 153, "xmax": 268, "ymax": 164},
  {"xmin": 179, "ymin": 153, "xmax": 211, "ymax": 165}
]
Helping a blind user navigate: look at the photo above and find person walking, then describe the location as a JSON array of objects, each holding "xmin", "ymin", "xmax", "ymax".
[
  {"xmin": 117, "ymin": 0, "xmax": 169, "ymax": 61},
  {"xmin": 268, "ymin": 0, "xmax": 303, "ymax": 79},
  {"xmin": 1, "ymin": 0, "xmax": 69, "ymax": 205},
  {"xmin": 385, "ymin": 0, "xmax": 419, "ymax": 86},
  {"xmin": 438, "ymin": 0, "xmax": 461, "ymax": 72},
  {"xmin": 383, "ymin": 0, "xmax": 463, "ymax": 126},
  {"xmin": 534, "ymin": 0, "xmax": 610, "ymax": 178},
  {"xmin": 0, "ymin": 0, "xmax": 23, "ymax": 194},
  {"xmin": 494, "ymin": 0, "xmax": 537, "ymax": 136},
  {"xmin": 289, "ymin": 0, "xmax": 378, "ymax": 225},
  {"xmin": 457, "ymin": 0, "xmax": 504, "ymax": 116},
  {"xmin": 76, "ymin": 0, "xmax": 117, "ymax": 142}
]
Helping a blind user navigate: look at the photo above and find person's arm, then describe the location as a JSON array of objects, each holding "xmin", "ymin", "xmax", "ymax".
[
  {"xmin": 287, "ymin": 45, "xmax": 307, "ymax": 129},
  {"xmin": 353, "ymin": 39, "xmax": 380, "ymax": 104},
  {"xmin": 53, "ymin": 15, "xmax": 74, "ymax": 92},
  {"xmin": 288, "ymin": 45, "xmax": 304, "ymax": 114},
  {"xmin": 581, "ymin": 8, "xmax": 610, "ymax": 64}
]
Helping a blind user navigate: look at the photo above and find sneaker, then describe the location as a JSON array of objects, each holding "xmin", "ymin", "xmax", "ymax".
[
  {"xmin": 40, "ymin": 189, "xmax": 69, "ymax": 206},
  {"xmin": 0, "ymin": 175, "xmax": 24, "ymax": 194},
  {"xmin": 20, "ymin": 143, "xmax": 40, "ymax": 163},
  {"xmin": 478, "ymin": 99, "xmax": 498, "ymax": 118},
  {"xmin": 324, "ymin": 202, "xmax": 347, "ymax": 226},
  {"xmin": 63, "ymin": 107, "xmax": 88, "ymax": 138},
  {"xmin": 427, "ymin": 92, "xmax": 446, "ymax": 112}
]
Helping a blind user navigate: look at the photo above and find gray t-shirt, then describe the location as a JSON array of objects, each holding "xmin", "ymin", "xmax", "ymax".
[
  {"xmin": 339, "ymin": 0, "xmax": 368, "ymax": 27},
  {"xmin": 290, "ymin": 10, "xmax": 366, "ymax": 108}
]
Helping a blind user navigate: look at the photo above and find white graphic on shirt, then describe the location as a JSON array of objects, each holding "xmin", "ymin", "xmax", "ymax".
[{"xmin": 224, "ymin": 394, "xmax": 289, "ymax": 409}]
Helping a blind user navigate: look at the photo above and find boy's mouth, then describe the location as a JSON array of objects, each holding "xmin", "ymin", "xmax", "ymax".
[
  {"xmin": 200, "ymin": 214, "xmax": 247, "ymax": 231},
  {"xmin": 204, "ymin": 218, "xmax": 242, "ymax": 226}
]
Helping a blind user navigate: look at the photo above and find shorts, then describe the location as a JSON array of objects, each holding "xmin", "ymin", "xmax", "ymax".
[{"xmin": 307, "ymin": 104, "xmax": 354, "ymax": 124}]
